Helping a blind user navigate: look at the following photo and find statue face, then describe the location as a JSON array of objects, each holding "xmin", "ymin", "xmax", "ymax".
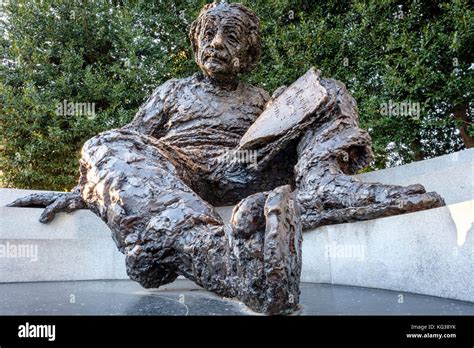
[{"xmin": 195, "ymin": 13, "xmax": 250, "ymax": 80}]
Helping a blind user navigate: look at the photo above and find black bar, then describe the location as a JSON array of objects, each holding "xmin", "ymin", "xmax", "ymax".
[{"xmin": 0, "ymin": 315, "xmax": 472, "ymax": 346}]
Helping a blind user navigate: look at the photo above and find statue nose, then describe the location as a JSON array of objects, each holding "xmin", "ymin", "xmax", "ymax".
[{"xmin": 211, "ymin": 31, "xmax": 224, "ymax": 49}]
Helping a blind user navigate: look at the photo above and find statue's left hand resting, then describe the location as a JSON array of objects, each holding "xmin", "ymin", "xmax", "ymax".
[{"xmin": 7, "ymin": 186, "xmax": 85, "ymax": 223}]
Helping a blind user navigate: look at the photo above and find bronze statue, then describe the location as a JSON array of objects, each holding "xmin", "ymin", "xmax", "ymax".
[{"xmin": 8, "ymin": 2, "xmax": 444, "ymax": 315}]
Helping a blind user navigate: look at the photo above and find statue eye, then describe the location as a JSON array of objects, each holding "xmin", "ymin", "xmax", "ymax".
[
  {"xmin": 204, "ymin": 29, "xmax": 215, "ymax": 39},
  {"xmin": 227, "ymin": 33, "xmax": 238, "ymax": 43}
]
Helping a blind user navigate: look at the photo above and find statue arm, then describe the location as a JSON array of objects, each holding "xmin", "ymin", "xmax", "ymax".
[
  {"xmin": 7, "ymin": 79, "xmax": 179, "ymax": 222},
  {"xmin": 121, "ymin": 78, "xmax": 178, "ymax": 139},
  {"xmin": 7, "ymin": 185, "xmax": 85, "ymax": 223}
]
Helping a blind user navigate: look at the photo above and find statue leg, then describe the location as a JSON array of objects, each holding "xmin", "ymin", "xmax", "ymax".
[
  {"xmin": 79, "ymin": 129, "xmax": 300, "ymax": 314},
  {"xmin": 294, "ymin": 79, "xmax": 445, "ymax": 230}
]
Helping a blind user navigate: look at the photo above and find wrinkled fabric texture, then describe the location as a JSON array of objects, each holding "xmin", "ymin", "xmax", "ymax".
[{"xmin": 75, "ymin": 71, "xmax": 443, "ymax": 314}]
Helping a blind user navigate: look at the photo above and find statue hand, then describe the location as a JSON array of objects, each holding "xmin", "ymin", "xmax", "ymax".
[
  {"xmin": 270, "ymin": 85, "xmax": 287, "ymax": 101},
  {"xmin": 6, "ymin": 188, "xmax": 86, "ymax": 223}
]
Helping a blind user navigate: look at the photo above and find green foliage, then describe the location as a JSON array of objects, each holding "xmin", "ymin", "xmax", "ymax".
[
  {"xmin": 0, "ymin": 0, "xmax": 201, "ymax": 189},
  {"xmin": 0, "ymin": 0, "xmax": 472, "ymax": 190},
  {"xmin": 242, "ymin": 0, "xmax": 472, "ymax": 169}
]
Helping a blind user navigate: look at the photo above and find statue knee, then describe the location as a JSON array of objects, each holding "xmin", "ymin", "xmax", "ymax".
[{"xmin": 125, "ymin": 248, "xmax": 178, "ymax": 289}]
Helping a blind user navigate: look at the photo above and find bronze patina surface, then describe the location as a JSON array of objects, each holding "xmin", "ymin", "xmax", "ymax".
[{"xmin": 8, "ymin": 2, "xmax": 444, "ymax": 315}]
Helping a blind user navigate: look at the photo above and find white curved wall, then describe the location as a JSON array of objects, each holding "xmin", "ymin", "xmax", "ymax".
[{"xmin": 1, "ymin": 149, "xmax": 472, "ymax": 302}]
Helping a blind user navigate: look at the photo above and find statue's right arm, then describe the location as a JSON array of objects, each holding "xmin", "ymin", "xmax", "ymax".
[
  {"xmin": 121, "ymin": 78, "xmax": 178, "ymax": 139},
  {"xmin": 7, "ymin": 79, "xmax": 179, "ymax": 222}
]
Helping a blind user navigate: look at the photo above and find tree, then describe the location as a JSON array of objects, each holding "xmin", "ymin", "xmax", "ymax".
[
  {"xmin": 242, "ymin": 0, "xmax": 473, "ymax": 168},
  {"xmin": 1, "ymin": 0, "xmax": 472, "ymax": 190},
  {"xmin": 0, "ymin": 0, "xmax": 202, "ymax": 189}
]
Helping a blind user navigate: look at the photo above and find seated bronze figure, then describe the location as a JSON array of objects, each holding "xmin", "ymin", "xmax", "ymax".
[{"xmin": 8, "ymin": 2, "xmax": 444, "ymax": 315}]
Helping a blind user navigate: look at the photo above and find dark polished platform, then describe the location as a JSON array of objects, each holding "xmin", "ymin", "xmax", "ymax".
[{"xmin": 0, "ymin": 279, "xmax": 473, "ymax": 315}]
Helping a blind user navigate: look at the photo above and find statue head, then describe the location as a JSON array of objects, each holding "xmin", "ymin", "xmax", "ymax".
[{"xmin": 189, "ymin": 2, "xmax": 261, "ymax": 83}]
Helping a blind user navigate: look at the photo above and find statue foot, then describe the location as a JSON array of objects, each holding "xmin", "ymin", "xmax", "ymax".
[
  {"xmin": 261, "ymin": 185, "xmax": 302, "ymax": 315},
  {"xmin": 230, "ymin": 191, "xmax": 268, "ymax": 237},
  {"xmin": 231, "ymin": 185, "xmax": 301, "ymax": 315}
]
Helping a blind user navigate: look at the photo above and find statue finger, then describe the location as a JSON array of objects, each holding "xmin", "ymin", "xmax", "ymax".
[
  {"xmin": 271, "ymin": 85, "xmax": 287, "ymax": 100},
  {"xmin": 7, "ymin": 193, "xmax": 62, "ymax": 207},
  {"xmin": 38, "ymin": 197, "xmax": 69, "ymax": 224},
  {"xmin": 403, "ymin": 184, "xmax": 426, "ymax": 195}
]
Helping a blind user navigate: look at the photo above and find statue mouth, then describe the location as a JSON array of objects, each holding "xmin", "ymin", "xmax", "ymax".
[
  {"xmin": 207, "ymin": 57, "xmax": 228, "ymax": 66},
  {"xmin": 204, "ymin": 51, "xmax": 229, "ymax": 65},
  {"xmin": 208, "ymin": 56, "xmax": 225, "ymax": 62}
]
